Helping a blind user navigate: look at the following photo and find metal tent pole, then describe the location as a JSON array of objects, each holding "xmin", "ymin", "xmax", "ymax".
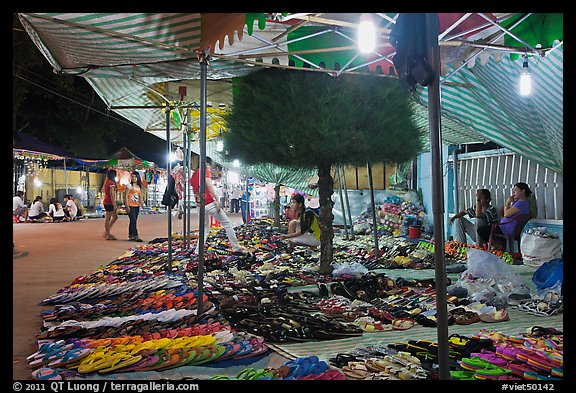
[
  {"xmin": 186, "ymin": 109, "xmax": 192, "ymax": 249},
  {"xmin": 335, "ymin": 164, "xmax": 349, "ymax": 240},
  {"xmin": 425, "ymin": 12, "xmax": 450, "ymax": 380},
  {"xmin": 165, "ymin": 103, "xmax": 172, "ymax": 269},
  {"xmin": 367, "ymin": 162, "xmax": 379, "ymax": 257},
  {"xmin": 182, "ymin": 125, "xmax": 188, "ymax": 249},
  {"xmin": 340, "ymin": 163, "xmax": 355, "ymax": 240},
  {"xmin": 196, "ymin": 50, "xmax": 209, "ymax": 316},
  {"xmin": 64, "ymin": 157, "xmax": 68, "ymax": 194}
]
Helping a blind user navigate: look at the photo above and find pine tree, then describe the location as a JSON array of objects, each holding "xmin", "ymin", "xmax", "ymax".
[{"xmin": 223, "ymin": 68, "xmax": 424, "ymax": 273}]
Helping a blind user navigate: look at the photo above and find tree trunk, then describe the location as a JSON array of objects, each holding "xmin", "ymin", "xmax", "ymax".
[
  {"xmin": 273, "ymin": 184, "xmax": 281, "ymax": 227},
  {"xmin": 317, "ymin": 163, "xmax": 334, "ymax": 274}
]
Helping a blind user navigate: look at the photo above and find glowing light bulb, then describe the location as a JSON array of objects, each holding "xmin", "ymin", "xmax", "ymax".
[
  {"xmin": 358, "ymin": 15, "xmax": 376, "ymax": 54},
  {"xmin": 519, "ymin": 57, "xmax": 532, "ymax": 96}
]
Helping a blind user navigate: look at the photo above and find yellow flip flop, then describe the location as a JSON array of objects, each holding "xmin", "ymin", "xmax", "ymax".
[
  {"xmin": 99, "ymin": 353, "xmax": 143, "ymax": 373},
  {"xmin": 77, "ymin": 351, "xmax": 118, "ymax": 373}
]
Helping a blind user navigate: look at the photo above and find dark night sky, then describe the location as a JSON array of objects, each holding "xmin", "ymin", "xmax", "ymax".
[{"xmin": 13, "ymin": 13, "xmax": 171, "ymax": 167}]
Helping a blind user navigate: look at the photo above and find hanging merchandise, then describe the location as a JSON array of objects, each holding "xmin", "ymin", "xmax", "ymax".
[
  {"xmin": 175, "ymin": 147, "xmax": 184, "ymax": 161},
  {"xmin": 162, "ymin": 174, "xmax": 179, "ymax": 209}
]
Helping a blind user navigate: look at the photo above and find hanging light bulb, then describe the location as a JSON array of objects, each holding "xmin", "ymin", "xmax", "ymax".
[
  {"xmin": 358, "ymin": 14, "xmax": 376, "ymax": 54},
  {"xmin": 519, "ymin": 54, "xmax": 532, "ymax": 96}
]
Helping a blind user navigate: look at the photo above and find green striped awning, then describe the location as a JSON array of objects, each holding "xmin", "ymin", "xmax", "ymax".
[
  {"xmin": 415, "ymin": 48, "xmax": 563, "ymax": 175},
  {"xmin": 240, "ymin": 163, "xmax": 319, "ymax": 197}
]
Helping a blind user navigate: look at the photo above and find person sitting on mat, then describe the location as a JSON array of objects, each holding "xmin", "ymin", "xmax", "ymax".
[
  {"xmin": 279, "ymin": 193, "xmax": 321, "ymax": 252},
  {"xmin": 28, "ymin": 195, "xmax": 49, "ymax": 221}
]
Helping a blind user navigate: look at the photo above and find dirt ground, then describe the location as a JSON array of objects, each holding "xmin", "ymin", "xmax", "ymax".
[{"xmin": 12, "ymin": 209, "xmax": 245, "ymax": 380}]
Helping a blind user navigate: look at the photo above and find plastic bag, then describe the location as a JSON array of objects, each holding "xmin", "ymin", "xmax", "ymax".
[
  {"xmin": 331, "ymin": 261, "xmax": 368, "ymax": 277},
  {"xmin": 521, "ymin": 228, "xmax": 562, "ymax": 267},
  {"xmin": 465, "ymin": 248, "xmax": 523, "ymax": 287},
  {"xmin": 532, "ymin": 258, "xmax": 563, "ymax": 291}
]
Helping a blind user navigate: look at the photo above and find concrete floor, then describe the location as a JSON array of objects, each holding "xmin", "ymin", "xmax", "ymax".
[{"xmin": 12, "ymin": 209, "xmax": 244, "ymax": 380}]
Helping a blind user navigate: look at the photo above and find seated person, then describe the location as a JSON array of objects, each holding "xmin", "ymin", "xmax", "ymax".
[
  {"xmin": 63, "ymin": 194, "xmax": 78, "ymax": 221},
  {"xmin": 279, "ymin": 193, "xmax": 321, "ymax": 251},
  {"xmin": 48, "ymin": 198, "xmax": 66, "ymax": 222},
  {"xmin": 72, "ymin": 195, "xmax": 84, "ymax": 218},
  {"xmin": 449, "ymin": 188, "xmax": 498, "ymax": 247},
  {"xmin": 477, "ymin": 182, "xmax": 532, "ymax": 249},
  {"xmin": 13, "ymin": 190, "xmax": 28, "ymax": 220},
  {"xmin": 28, "ymin": 195, "xmax": 49, "ymax": 220}
]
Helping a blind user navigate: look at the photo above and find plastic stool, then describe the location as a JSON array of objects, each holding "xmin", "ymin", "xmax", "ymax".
[{"xmin": 210, "ymin": 216, "xmax": 221, "ymax": 229}]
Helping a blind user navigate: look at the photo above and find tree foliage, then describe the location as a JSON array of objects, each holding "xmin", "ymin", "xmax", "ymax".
[
  {"xmin": 222, "ymin": 68, "xmax": 424, "ymax": 273},
  {"xmin": 222, "ymin": 68, "xmax": 424, "ymax": 168}
]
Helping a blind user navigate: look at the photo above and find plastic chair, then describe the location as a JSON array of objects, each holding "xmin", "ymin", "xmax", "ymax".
[{"xmin": 488, "ymin": 214, "xmax": 532, "ymax": 254}]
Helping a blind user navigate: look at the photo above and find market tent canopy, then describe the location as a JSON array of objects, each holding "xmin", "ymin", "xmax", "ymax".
[
  {"xmin": 13, "ymin": 131, "xmax": 72, "ymax": 160},
  {"xmin": 19, "ymin": 12, "xmax": 563, "ymax": 174},
  {"xmin": 93, "ymin": 147, "xmax": 157, "ymax": 170},
  {"xmin": 238, "ymin": 162, "xmax": 319, "ymax": 197}
]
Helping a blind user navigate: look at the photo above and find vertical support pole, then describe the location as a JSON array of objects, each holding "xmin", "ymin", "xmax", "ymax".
[
  {"xmin": 367, "ymin": 162, "xmax": 379, "ymax": 257},
  {"xmin": 425, "ymin": 12, "xmax": 449, "ymax": 380},
  {"xmin": 165, "ymin": 102, "xmax": 172, "ymax": 269},
  {"xmin": 64, "ymin": 157, "xmax": 68, "ymax": 194},
  {"xmin": 341, "ymin": 163, "xmax": 354, "ymax": 240},
  {"xmin": 196, "ymin": 50, "xmax": 209, "ymax": 316},
  {"xmin": 186, "ymin": 109, "xmax": 192, "ymax": 249},
  {"xmin": 336, "ymin": 164, "xmax": 349, "ymax": 240},
  {"xmin": 182, "ymin": 122, "xmax": 188, "ymax": 249}
]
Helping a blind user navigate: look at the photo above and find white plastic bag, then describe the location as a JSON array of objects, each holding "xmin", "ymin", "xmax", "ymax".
[
  {"xmin": 331, "ymin": 261, "xmax": 368, "ymax": 277},
  {"xmin": 465, "ymin": 248, "xmax": 523, "ymax": 287},
  {"xmin": 521, "ymin": 228, "xmax": 562, "ymax": 267}
]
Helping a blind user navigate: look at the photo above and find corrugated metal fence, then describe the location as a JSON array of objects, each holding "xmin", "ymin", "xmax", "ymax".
[{"xmin": 455, "ymin": 150, "xmax": 563, "ymax": 220}]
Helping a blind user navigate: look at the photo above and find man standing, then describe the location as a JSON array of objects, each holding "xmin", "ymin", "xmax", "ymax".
[
  {"xmin": 229, "ymin": 184, "xmax": 241, "ymax": 213},
  {"xmin": 190, "ymin": 157, "xmax": 245, "ymax": 253}
]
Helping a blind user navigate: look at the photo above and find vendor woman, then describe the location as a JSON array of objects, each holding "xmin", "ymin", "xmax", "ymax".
[{"xmin": 279, "ymin": 193, "xmax": 321, "ymax": 251}]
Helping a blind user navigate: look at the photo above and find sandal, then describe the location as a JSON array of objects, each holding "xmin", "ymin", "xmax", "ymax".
[{"xmin": 391, "ymin": 317, "xmax": 415, "ymax": 330}]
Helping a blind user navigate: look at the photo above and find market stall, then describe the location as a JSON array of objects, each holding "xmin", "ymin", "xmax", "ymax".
[{"xmin": 27, "ymin": 216, "xmax": 562, "ymax": 381}]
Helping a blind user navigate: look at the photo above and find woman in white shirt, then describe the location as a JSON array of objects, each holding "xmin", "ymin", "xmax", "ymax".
[
  {"xmin": 48, "ymin": 198, "xmax": 66, "ymax": 222},
  {"xmin": 64, "ymin": 194, "xmax": 78, "ymax": 221},
  {"xmin": 28, "ymin": 196, "xmax": 49, "ymax": 220},
  {"xmin": 13, "ymin": 191, "xmax": 28, "ymax": 219}
]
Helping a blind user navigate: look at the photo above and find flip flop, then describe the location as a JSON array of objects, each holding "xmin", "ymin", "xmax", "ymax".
[
  {"xmin": 29, "ymin": 349, "xmax": 69, "ymax": 369},
  {"xmin": 31, "ymin": 368, "xmax": 62, "ymax": 380},
  {"xmin": 99, "ymin": 353, "xmax": 143, "ymax": 373},
  {"xmin": 48, "ymin": 348, "xmax": 93, "ymax": 368},
  {"xmin": 216, "ymin": 342, "xmax": 242, "ymax": 360},
  {"xmin": 27, "ymin": 341, "xmax": 70, "ymax": 362},
  {"xmin": 114, "ymin": 354, "xmax": 159, "ymax": 373},
  {"xmin": 235, "ymin": 343, "xmax": 269, "ymax": 359}
]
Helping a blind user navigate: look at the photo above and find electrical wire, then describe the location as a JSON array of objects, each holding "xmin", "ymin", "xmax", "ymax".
[{"xmin": 13, "ymin": 72, "xmax": 138, "ymax": 129}]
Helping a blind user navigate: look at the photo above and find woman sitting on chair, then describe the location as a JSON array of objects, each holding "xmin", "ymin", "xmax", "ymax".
[{"xmin": 477, "ymin": 182, "xmax": 532, "ymax": 249}]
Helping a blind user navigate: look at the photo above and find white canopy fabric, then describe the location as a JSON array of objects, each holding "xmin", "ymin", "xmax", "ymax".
[{"xmin": 19, "ymin": 12, "xmax": 563, "ymax": 175}]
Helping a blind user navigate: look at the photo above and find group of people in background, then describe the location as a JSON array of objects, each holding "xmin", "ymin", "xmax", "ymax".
[
  {"xmin": 12, "ymin": 190, "xmax": 83, "ymax": 222},
  {"xmin": 14, "ymin": 165, "xmax": 535, "ymax": 255},
  {"xmin": 102, "ymin": 169, "xmax": 144, "ymax": 242}
]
